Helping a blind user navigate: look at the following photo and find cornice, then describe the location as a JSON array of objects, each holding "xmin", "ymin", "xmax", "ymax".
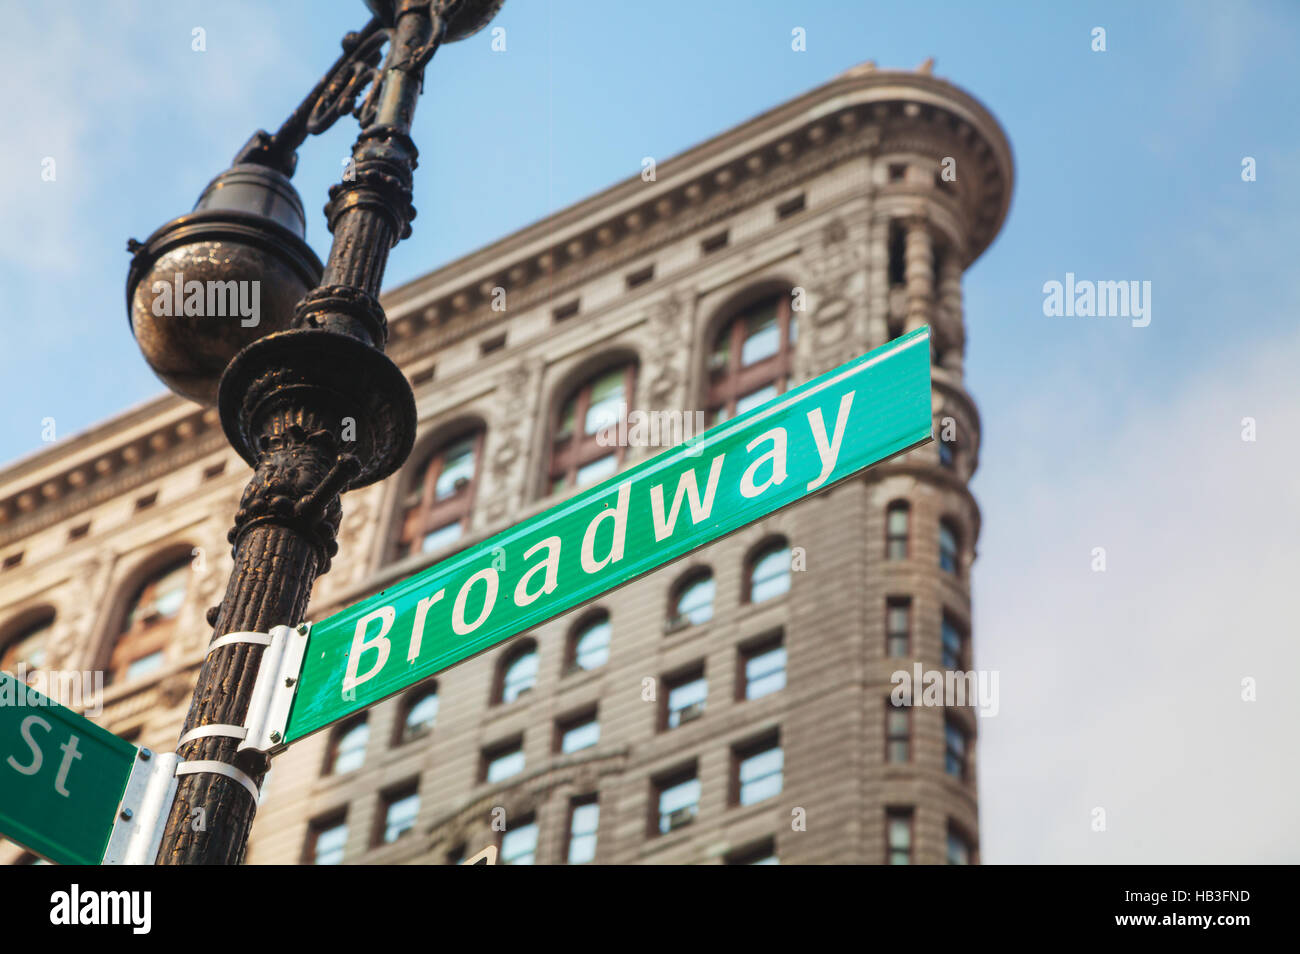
[{"xmin": 0, "ymin": 66, "xmax": 1012, "ymax": 545}]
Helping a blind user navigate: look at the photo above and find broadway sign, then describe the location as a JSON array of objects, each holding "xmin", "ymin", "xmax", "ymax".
[{"xmin": 283, "ymin": 326, "xmax": 933, "ymax": 743}]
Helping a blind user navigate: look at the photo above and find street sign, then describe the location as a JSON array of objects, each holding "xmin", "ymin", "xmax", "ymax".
[
  {"xmin": 283, "ymin": 325, "xmax": 933, "ymax": 743},
  {"xmin": 0, "ymin": 672, "xmax": 138, "ymax": 865}
]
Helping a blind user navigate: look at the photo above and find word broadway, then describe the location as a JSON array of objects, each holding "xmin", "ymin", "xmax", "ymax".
[{"xmin": 282, "ymin": 328, "xmax": 933, "ymax": 742}]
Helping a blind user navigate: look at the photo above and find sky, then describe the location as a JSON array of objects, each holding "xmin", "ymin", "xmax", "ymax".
[{"xmin": 1, "ymin": 0, "xmax": 1298, "ymax": 863}]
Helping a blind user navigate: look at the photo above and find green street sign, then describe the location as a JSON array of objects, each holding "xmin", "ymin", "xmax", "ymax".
[
  {"xmin": 0, "ymin": 672, "xmax": 137, "ymax": 865},
  {"xmin": 284, "ymin": 326, "xmax": 933, "ymax": 743}
]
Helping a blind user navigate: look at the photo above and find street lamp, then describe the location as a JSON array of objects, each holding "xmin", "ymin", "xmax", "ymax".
[{"xmin": 123, "ymin": 0, "xmax": 504, "ymax": 865}]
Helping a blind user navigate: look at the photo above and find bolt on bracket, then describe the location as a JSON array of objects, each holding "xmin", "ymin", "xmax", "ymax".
[
  {"xmin": 238, "ymin": 622, "xmax": 310, "ymax": 755},
  {"xmin": 102, "ymin": 748, "xmax": 181, "ymax": 865}
]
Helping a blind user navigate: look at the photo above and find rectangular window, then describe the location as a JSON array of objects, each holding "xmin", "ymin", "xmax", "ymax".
[
  {"xmin": 942, "ymin": 614, "xmax": 965, "ymax": 669},
  {"xmin": 734, "ymin": 735, "xmax": 783, "ymax": 806},
  {"xmin": 726, "ymin": 838, "xmax": 778, "ymax": 865},
  {"xmin": 741, "ymin": 637, "xmax": 786, "ymax": 700},
  {"xmin": 701, "ymin": 231, "xmax": 729, "ymax": 254},
  {"xmin": 124, "ymin": 650, "xmax": 165, "ymax": 682},
  {"xmin": 553, "ymin": 299, "xmax": 580, "ymax": 322},
  {"xmin": 886, "ymin": 701, "xmax": 910, "ymax": 763},
  {"xmin": 567, "ymin": 797, "xmax": 599, "ymax": 864},
  {"xmin": 379, "ymin": 787, "xmax": 420, "ymax": 845},
  {"xmin": 483, "ymin": 739, "xmax": 525, "ymax": 783},
  {"xmin": 625, "ymin": 265, "xmax": 655, "ymax": 289},
  {"xmin": 887, "ymin": 598, "xmax": 911, "ymax": 657},
  {"xmin": 501, "ymin": 817, "xmax": 538, "ymax": 865},
  {"xmin": 945, "ymin": 719, "xmax": 968, "ymax": 780},
  {"xmin": 307, "ymin": 815, "xmax": 348, "ymax": 866},
  {"xmin": 558, "ymin": 710, "xmax": 600, "ymax": 754},
  {"xmin": 947, "ymin": 824, "xmax": 973, "ymax": 865},
  {"xmin": 421, "ymin": 520, "xmax": 464, "ymax": 554},
  {"xmin": 654, "ymin": 769, "xmax": 700, "ymax": 835},
  {"xmin": 479, "ymin": 332, "xmax": 507, "ymax": 355},
  {"xmin": 664, "ymin": 668, "xmax": 707, "ymax": 729},
  {"xmin": 886, "ymin": 808, "xmax": 913, "ymax": 865},
  {"xmin": 776, "ymin": 193, "xmax": 806, "ymax": 219}
]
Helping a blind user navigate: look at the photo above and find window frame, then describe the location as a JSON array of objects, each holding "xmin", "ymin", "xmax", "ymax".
[
  {"xmin": 886, "ymin": 596, "xmax": 912, "ymax": 658},
  {"xmin": 566, "ymin": 611, "xmax": 612, "ymax": 674},
  {"xmin": 375, "ymin": 782, "xmax": 421, "ymax": 847},
  {"xmin": 939, "ymin": 519, "xmax": 961, "ymax": 575},
  {"xmin": 494, "ymin": 639, "xmax": 539, "ymax": 706},
  {"xmin": 886, "ymin": 699, "xmax": 912, "ymax": 764},
  {"xmin": 564, "ymin": 794, "xmax": 600, "ymax": 865},
  {"xmin": 395, "ymin": 429, "xmax": 484, "ymax": 559},
  {"xmin": 394, "ymin": 680, "xmax": 439, "ymax": 746},
  {"xmin": 731, "ymin": 731, "xmax": 784, "ymax": 807},
  {"xmin": 660, "ymin": 664, "xmax": 708, "ymax": 731},
  {"xmin": 325, "ymin": 716, "xmax": 369, "ymax": 777},
  {"xmin": 885, "ymin": 501, "xmax": 910, "ymax": 560},
  {"xmin": 746, "ymin": 538, "xmax": 792, "ymax": 605},
  {"xmin": 305, "ymin": 812, "xmax": 349, "ymax": 866},
  {"xmin": 548, "ymin": 363, "xmax": 637, "ymax": 494},
  {"xmin": 737, "ymin": 632, "xmax": 786, "ymax": 701},
  {"xmin": 650, "ymin": 764, "xmax": 700, "ymax": 837},
  {"xmin": 706, "ymin": 293, "xmax": 797, "ymax": 424},
  {"xmin": 107, "ymin": 555, "xmax": 192, "ymax": 685},
  {"xmin": 886, "ymin": 807, "xmax": 914, "ymax": 865},
  {"xmin": 668, "ymin": 568, "xmax": 715, "ymax": 630}
]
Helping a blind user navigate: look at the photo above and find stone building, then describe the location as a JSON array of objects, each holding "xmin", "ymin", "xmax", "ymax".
[{"xmin": 0, "ymin": 61, "xmax": 1012, "ymax": 865}]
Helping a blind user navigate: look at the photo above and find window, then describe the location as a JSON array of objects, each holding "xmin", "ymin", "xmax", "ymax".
[
  {"xmin": 307, "ymin": 815, "xmax": 348, "ymax": 866},
  {"xmin": 549, "ymin": 363, "xmax": 636, "ymax": 493},
  {"xmin": 888, "ymin": 220, "xmax": 906, "ymax": 287},
  {"xmin": 483, "ymin": 738, "xmax": 525, "ymax": 784},
  {"xmin": 1, "ymin": 613, "xmax": 54, "ymax": 681},
  {"xmin": 707, "ymin": 294, "xmax": 797, "ymax": 425},
  {"xmin": 886, "ymin": 502, "xmax": 910, "ymax": 559},
  {"xmin": 942, "ymin": 614, "xmax": 966, "ymax": 669},
  {"xmin": 734, "ymin": 735, "xmax": 783, "ymax": 806},
  {"xmin": 740, "ymin": 636, "xmax": 786, "ymax": 700},
  {"xmin": 748, "ymin": 540, "xmax": 791, "ymax": 603},
  {"xmin": 395, "ymin": 430, "xmax": 483, "ymax": 559},
  {"xmin": 566, "ymin": 797, "xmax": 599, "ymax": 864},
  {"xmin": 327, "ymin": 718, "xmax": 369, "ymax": 776},
  {"xmin": 776, "ymin": 193, "xmax": 806, "ymax": 219},
  {"xmin": 886, "ymin": 598, "xmax": 911, "ymax": 657},
  {"xmin": 108, "ymin": 556, "xmax": 190, "ymax": 685},
  {"xmin": 887, "ymin": 701, "xmax": 911, "ymax": 763},
  {"xmin": 625, "ymin": 264, "xmax": 654, "ymax": 289},
  {"xmin": 68, "ymin": 522, "xmax": 91, "ymax": 540},
  {"xmin": 501, "ymin": 816, "xmax": 538, "ymax": 865},
  {"xmin": 726, "ymin": 839, "xmax": 778, "ymax": 865},
  {"xmin": 135, "ymin": 492, "xmax": 158, "ymax": 511},
  {"xmin": 701, "ymin": 231, "xmax": 728, "ymax": 254},
  {"xmin": 553, "ymin": 299, "xmax": 580, "ymax": 322},
  {"xmin": 939, "ymin": 520, "xmax": 960, "ymax": 574},
  {"xmin": 945, "ymin": 718, "xmax": 969, "ymax": 781},
  {"xmin": 479, "ymin": 332, "xmax": 506, "ymax": 356},
  {"xmin": 202, "ymin": 461, "xmax": 226, "ymax": 481},
  {"xmin": 397, "ymin": 683, "xmax": 439, "ymax": 744},
  {"xmin": 653, "ymin": 768, "xmax": 700, "ymax": 835},
  {"xmin": 947, "ymin": 824, "xmax": 974, "ymax": 865},
  {"xmin": 568, "ymin": 613, "xmax": 611, "ymax": 672},
  {"xmin": 557, "ymin": 710, "xmax": 600, "ymax": 754},
  {"xmin": 670, "ymin": 571, "xmax": 714, "ymax": 628},
  {"xmin": 886, "ymin": 808, "xmax": 913, "ymax": 865},
  {"xmin": 938, "ymin": 438, "xmax": 954, "ymax": 468},
  {"xmin": 663, "ymin": 667, "xmax": 707, "ymax": 729},
  {"xmin": 888, "ymin": 162, "xmax": 907, "ymax": 183},
  {"xmin": 378, "ymin": 786, "xmax": 420, "ymax": 845},
  {"xmin": 496, "ymin": 641, "xmax": 538, "ymax": 704},
  {"xmin": 1, "ymin": 552, "xmax": 22, "ymax": 571}
]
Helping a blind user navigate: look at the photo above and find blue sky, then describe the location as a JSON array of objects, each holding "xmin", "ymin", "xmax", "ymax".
[{"xmin": 2, "ymin": 0, "xmax": 1297, "ymax": 862}]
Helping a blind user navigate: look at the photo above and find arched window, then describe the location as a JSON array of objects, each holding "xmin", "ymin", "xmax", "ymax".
[
  {"xmin": 939, "ymin": 520, "xmax": 960, "ymax": 575},
  {"xmin": 497, "ymin": 641, "xmax": 538, "ymax": 704},
  {"xmin": 1, "ymin": 612, "xmax": 54, "ymax": 683},
  {"xmin": 669, "ymin": 571, "xmax": 715, "ymax": 629},
  {"xmin": 108, "ymin": 556, "xmax": 190, "ymax": 685},
  {"xmin": 748, "ymin": 540, "xmax": 791, "ymax": 604},
  {"xmin": 549, "ymin": 363, "xmax": 636, "ymax": 494},
  {"xmin": 885, "ymin": 501, "xmax": 910, "ymax": 560},
  {"xmin": 567, "ymin": 614, "xmax": 611, "ymax": 673},
  {"xmin": 327, "ymin": 718, "xmax": 369, "ymax": 775},
  {"xmin": 707, "ymin": 292, "xmax": 797, "ymax": 425},
  {"xmin": 396, "ymin": 429, "xmax": 484, "ymax": 558},
  {"xmin": 397, "ymin": 682, "xmax": 439, "ymax": 745}
]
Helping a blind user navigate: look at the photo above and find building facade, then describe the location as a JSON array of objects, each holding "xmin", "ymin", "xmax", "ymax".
[{"xmin": 0, "ymin": 62, "xmax": 1012, "ymax": 865}]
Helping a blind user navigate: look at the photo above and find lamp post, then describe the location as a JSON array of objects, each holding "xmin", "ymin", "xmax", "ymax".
[{"xmin": 124, "ymin": 0, "xmax": 504, "ymax": 865}]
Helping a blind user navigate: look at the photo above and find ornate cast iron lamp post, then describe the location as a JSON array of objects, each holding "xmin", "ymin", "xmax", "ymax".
[{"xmin": 124, "ymin": 0, "xmax": 503, "ymax": 865}]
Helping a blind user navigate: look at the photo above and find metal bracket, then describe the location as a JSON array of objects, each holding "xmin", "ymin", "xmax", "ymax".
[
  {"xmin": 102, "ymin": 748, "xmax": 181, "ymax": 865},
  {"xmin": 237, "ymin": 622, "xmax": 310, "ymax": 755}
]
